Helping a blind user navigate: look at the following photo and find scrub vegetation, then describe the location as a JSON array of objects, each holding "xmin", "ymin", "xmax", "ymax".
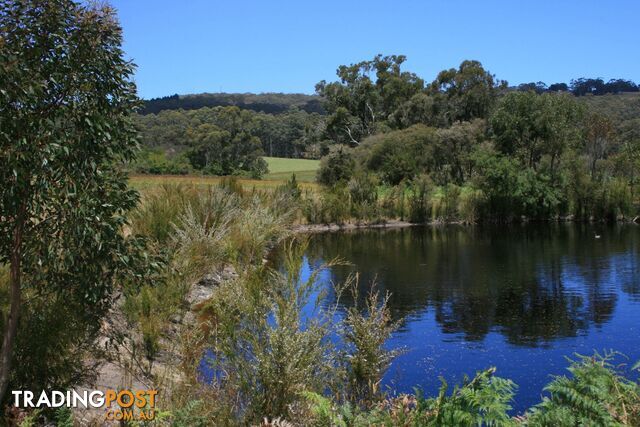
[
  {"xmin": 1, "ymin": 0, "xmax": 640, "ymax": 426},
  {"xmin": 132, "ymin": 56, "xmax": 640, "ymax": 223}
]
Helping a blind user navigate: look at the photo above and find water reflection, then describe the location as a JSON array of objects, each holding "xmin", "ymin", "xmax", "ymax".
[
  {"xmin": 285, "ymin": 224, "xmax": 640, "ymax": 411},
  {"xmin": 305, "ymin": 225, "xmax": 639, "ymax": 347}
]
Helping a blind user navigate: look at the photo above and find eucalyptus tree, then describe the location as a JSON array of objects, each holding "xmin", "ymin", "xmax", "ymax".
[
  {"xmin": 316, "ymin": 54, "xmax": 424, "ymax": 145},
  {"xmin": 185, "ymin": 109, "xmax": 268, "ymax": 177},
  {"xmin": 0, "ymin": 0, "xmax": 143, "ymax": 403},
  {"xmin": 429, "ymin": 60, "xmax": 504, "ymax": 124},
  {"xmin": 490, "ymin": 91, "xmax": 584, "ymax": 173},
  {"xmin": 585, "ymin": 112, "xmax": 614, "ymax": 178}
]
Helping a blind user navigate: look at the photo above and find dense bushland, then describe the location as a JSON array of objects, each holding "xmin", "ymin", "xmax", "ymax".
[
  {"xmin": 132, "ymin": 55, "xmax": 639, "ymax": 224},
  {"xmin": 133, "ymin": 105, "xmax": 327, "ymax": 176},
  {"xmin": 140, "ymin": 92, "xmax": 325, "ymax": 115},
  {"xmin": 315, "ymin": 57, "xmax": 640, "ymax": 223},
  {"xmin": 132, "ymin": 55, "xmax": 640, "ymax": 218}
]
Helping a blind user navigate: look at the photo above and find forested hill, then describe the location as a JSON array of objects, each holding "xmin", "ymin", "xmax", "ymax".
[
  {"xmin": 142, "ymin": 77, "xmax": 639, "ymax": 115},
  {"xmin": 141, "ymin": 92, "xmax": 324, "ymax": 115},
  {"xmin": 578, "ymin": 92, "xmax": 640, "ymax": 136}
]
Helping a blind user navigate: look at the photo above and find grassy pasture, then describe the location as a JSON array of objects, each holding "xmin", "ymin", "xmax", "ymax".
[{"xmin": 263, "ymin": 156, "xmax": 319, "ymax": 182}]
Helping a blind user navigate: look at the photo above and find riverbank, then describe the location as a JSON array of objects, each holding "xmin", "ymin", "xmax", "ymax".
[
  {"xmin": 292, "ymin": 215, "xmax": 640, "ymax": 234},
  {"xmin": 293, "ymin": 219, "xmax": 416, "ymax": 233}
]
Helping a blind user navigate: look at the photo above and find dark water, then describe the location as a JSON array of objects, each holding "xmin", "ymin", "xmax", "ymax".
[{"xmin": 298, "ymin": 224, "xmax": 640, "ymax": 413}]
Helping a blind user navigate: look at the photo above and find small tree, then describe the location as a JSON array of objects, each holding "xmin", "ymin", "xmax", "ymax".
[
  {"xmin": 342, "ymin": 277, "xmax": 402, "ymax": 403},
  {"xmin": 0, "ymin": 0, "xmax": 141, "ymax": 403}
]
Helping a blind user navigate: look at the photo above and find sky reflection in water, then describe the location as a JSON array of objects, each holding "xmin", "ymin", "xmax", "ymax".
[{"xmin": 299, "ymin": 224, "xmax": 640, "ymax": 413}]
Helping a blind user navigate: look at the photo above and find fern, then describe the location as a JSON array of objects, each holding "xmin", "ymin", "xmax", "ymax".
[
  {"xmin": 419, "ymin": 367, "xmax": 517, "ymax": 426},
  {"xmin": 525, "ymin": 351, "xmax": 640, "ymax": 426},
  {"xmin": 53, "ymin": 407, "xmax": 74, "ymax": 427},
  {"xmin": 303, "ymin": 391, "xmax": 349, "ymax": 427},
  {"xmin": 171, "ymin": 400, "xmax": 210, "ymax": 427}
]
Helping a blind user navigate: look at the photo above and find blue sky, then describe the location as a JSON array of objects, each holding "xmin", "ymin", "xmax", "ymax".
[{"xmin": 110, "ymin": 0, "xmax": 640, "ymax": 99}]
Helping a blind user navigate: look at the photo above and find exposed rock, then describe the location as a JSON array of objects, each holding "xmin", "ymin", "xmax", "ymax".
[
  {"xmin": 72, "ymin": 264, "xmax": 238, "ymax": 425},
  {"xmin": 186, "ymin": 264, "xmax": 237, "ymax": 308}
]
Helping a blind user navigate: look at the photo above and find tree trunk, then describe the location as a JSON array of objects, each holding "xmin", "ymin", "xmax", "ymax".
[{"xmin": 0, "ymin": 205, "xmax": 25, "ymax": 405}]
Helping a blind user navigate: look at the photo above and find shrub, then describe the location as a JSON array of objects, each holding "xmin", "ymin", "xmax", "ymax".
[
  {"xmin": 348, "ymin": 173, "xmax": 380, "ymax": 222},
  {"xmin": 342, "ymin": 279, "xmax": 402, "ymax": 404},
  {"xmin": 458, "ymin": 185, "xmax": 485, "ymax": 223},
  {"xmin": 364, "ymin": 125, "xmax": 438, "ymax": 185},
  {"xmin": 380, "ymin": 185, "xmax": 408, "ymax": 220},
  {"xmin": 129, "ymin": 184, "xmax": 196, "ymax": 244},
  {"xmin": 218, "ymin": 175, "xmax": 245, "ymax": 195},
  {"xmin": 273, "ymin": 174, "xmax": 303, "ymax": 219},
  {"xmin": 132, "ymin": 148, "xmax": 192, "ymax": 175},
  {"xmin": 594, "ymin": 178, "xmax": 633, "ymax": 221},
  {"xmin": 408, "ymin": 174, "xmax": 433, "ymax": 223},
  {"xmin": 302, "ymin": 192, "xmax": 325, "ymax": 225},
  {"xmin": 171, "ymin": 187, "xmax": 240, "ymax": 276},
  {"xmin": 227, "ymin": 193, "xmax": 292, "ymax": 265},
  {"xmin": 200, "ymin": 239, "xmax": 340, "ymax": 422},
  {"xmin": 348, "ymin": 173, "xmax": 378, "ymax": 207},
  {"xmin": 430, "ymin": 184, "xmax": 461, "ymax": 222},
  {"xmin": 514, "ymin": 170, "xmax": 563, "ymax": 219},
  {"xmin": 306, "ymin": 185, "xmax": 352, "ymax": 225},
  {"xmin": 317, "ymin": 146, "xmax": 356, "ymax": 186},
  {"xmin": 275, "ymin": 173, "xmax": 302, "ymax": 201}
]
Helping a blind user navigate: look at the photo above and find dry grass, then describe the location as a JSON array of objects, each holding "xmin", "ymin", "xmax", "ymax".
[{"xmin": 129, "ymin": 174, "xmax": 320, "ymax": 193}]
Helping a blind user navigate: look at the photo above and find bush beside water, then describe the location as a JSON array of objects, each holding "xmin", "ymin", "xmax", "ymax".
[{"xmin": 118, "ymin": 185, "xmax": 640, "ymax": 426}]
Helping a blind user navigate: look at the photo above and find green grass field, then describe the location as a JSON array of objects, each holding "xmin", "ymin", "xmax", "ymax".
[
  {"xmin": 263, "ymin": 156, "xmax": 319, "ymax": 182},
  {"xmin": 130, "ymin": 156, "xmax": 320, "ymax": 191}
]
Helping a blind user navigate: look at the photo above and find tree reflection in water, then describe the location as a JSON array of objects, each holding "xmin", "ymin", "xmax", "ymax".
[
  {"xmin": 303, "ymin": 224, "xmax": 639, "ymax": 347},
  {"xmin": 289, "ymin": 224, "xmax": 640, "ymax": 412}
]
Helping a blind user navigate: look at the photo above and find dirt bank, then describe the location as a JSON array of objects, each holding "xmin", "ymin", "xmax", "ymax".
[{"xmin": 292, "ymin": 219, "xmax": 418, "ymax": 233}]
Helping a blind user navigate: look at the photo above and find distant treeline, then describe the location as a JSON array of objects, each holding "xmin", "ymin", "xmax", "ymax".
[
  {"xmin": 139, "ymin": 78, "xmax": 639, "ymax": 116},
  {"xmin": 140, "ymin": 92, "xmax": 325, "ymax": 115},
  {"xmin": 515, "ymin": 78, "xmax": 639, "ymax": 96},
  {"xmin": 134, "ymin": 106, "xmax": 326, "ymax": 176}
]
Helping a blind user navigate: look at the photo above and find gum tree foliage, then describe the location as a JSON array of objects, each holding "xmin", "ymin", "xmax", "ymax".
[
  {"xmin": 428, "ymin": 59, "xmax": 505, "ymax": 124},
  {"xmin": 316, "ymin": 54, "xmax": 424, "ymax": 145},
  {"xmin": 365, "ymin": 125, "xmax": 438, "ymax": 185},
  {"xmin": 185, "ymin": 106, "xmax": 268, "ymax": 177},
  {"xmin": 187, "ymin": 107, "xmax": 267, "ymax": 177},
  {"xmin": 134, "ymin": 106, "xmax": 326, "ymax": 161},
  {"xmin": 517, "ymin": 81, "xmax": 548, "ymax": 94},
  {"xmin": 584, "ymin": 112, "xmax": 614, "ymax": 179},
  {"xmin": 490, "ymin": 91, "xmax": 584, "ymax": 172},
  {"xmin": 570, "ymin": 77, "xmax": 639, "ymax": 96},
  {"xmin": 362, "ymin": 121, "xmax": 484, "ymax": 186},
  {"xmin": 0, "ymin": 0, "xmax": 145, "ymax": 403},
  {"xmin": 315, "ymin": 56, "xmax": 638, "ymax": 221}
]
